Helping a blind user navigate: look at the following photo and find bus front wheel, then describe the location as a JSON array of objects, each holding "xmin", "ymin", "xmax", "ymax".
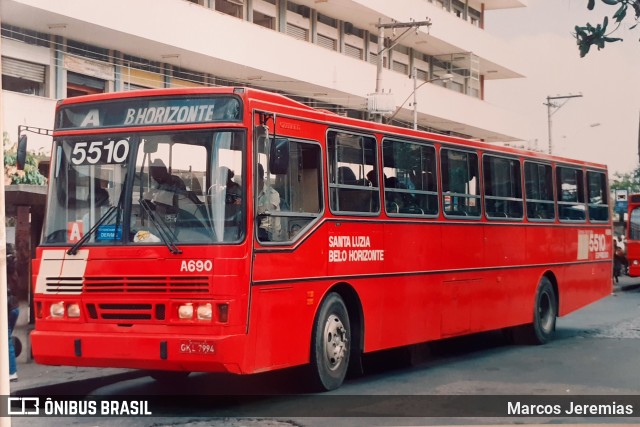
[{"xmin": 309, "ymin": 292, "xmax": 351, "ymax": 391}]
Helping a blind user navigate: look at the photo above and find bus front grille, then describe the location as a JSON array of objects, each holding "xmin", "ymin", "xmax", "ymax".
[{"xmin": 85, "ymin": 303, "xmax": 164, "ymax": 321}]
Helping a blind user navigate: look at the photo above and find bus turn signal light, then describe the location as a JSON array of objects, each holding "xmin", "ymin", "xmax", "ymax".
[{"xmin": 217, "ymin": 303, "xmax": 229, "ymax": 323}]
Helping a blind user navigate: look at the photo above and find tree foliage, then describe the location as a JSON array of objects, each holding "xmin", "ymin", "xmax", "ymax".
[
  {"xmin": 610, "ymin": 165, "xmax": 640, "ymax": 192},
  {"xmin": 3, "ymin": 132, "xmax": 47, "ymax": 186},
  {"xmin": 575, "ymin": 0, "xmax": 640, "ymax": 57}
]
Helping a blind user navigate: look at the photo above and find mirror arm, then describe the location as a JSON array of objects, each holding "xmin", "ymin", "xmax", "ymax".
[{"xmin": 16, "ymin": 125, "xmax": 53, "ymax": 171}]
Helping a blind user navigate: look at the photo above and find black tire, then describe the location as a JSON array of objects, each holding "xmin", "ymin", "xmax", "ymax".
[
  {"xmin": 520, "ymin": 277, "xmax": 557, "ymax": 345},
  {"xmin": 309, "ymin": 292, "xmax": 351, "ymax": 391}
]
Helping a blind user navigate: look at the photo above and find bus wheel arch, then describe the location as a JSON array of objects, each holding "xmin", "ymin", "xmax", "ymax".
[
  {"xmin": 331, "ymin": 282, "xmax": 364, "ymax": 377},
  {"xmin": 506, "ymin": 272, "xmax": 558, "ymax": 346},
  {"xmin": 308, "ymin": 283, "xmax": 363, "ymax": 391},
  {"xmin": 543, "ymin": 271, "xmax": 559, "ymax": 316}
]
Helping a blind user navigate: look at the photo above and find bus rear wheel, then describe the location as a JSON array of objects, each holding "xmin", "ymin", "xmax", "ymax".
[
  {"xmin": 309, "ymin": 292, "xmax": 351, "ymax": 391},
  {"xmin": 514, "ymin": 277, "xmax": 557, "ymax": 345}
]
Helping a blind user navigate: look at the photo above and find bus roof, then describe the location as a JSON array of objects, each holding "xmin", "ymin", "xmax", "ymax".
[{"xmin": 56, "ymin": 86, "xmax": 608, "ymax": 171}]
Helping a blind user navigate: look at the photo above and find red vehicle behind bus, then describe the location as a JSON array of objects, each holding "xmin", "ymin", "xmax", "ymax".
[
  {"xmin": 626, "ymin": 194, "xmax": 640, "ymax": 276},
  {"xmin": 31, "ymin": 87, "xmax": 612, "ymax": 390}
]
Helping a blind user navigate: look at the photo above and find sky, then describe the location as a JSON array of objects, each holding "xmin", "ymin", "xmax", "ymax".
[{"xmin": 484, "ymin": 0, "xmax": 640, "ymax": 176}]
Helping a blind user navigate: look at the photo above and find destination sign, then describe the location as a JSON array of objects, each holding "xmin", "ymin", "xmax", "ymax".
[{"xmin": 56, "ymin": 95, "xmax": 242, "ymax": 130}]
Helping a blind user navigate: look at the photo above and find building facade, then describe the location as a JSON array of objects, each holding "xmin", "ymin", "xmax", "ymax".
[{"xmin": 1, "ymin": 0, "xmax": 527, "ymax": 152}]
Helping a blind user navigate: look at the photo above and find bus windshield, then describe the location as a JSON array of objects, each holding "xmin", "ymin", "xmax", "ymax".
[{"xmin": 43, "ymin": 130, "xmax": 245, "ymax": 247}]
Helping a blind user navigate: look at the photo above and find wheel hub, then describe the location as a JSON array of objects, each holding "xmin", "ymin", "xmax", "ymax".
[{"xmin": 324, "ymin": 314, "xmax": 348, "ymax": 371}]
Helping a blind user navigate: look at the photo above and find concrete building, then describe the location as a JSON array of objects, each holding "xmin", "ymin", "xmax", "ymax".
[{"xmin": 1, "ymin": 0, "xmax": 527, "ymax": 151}]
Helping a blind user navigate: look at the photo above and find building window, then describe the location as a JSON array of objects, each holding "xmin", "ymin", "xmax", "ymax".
[
  {"xmin": 253, "ymin": 0, "xmax": 276, "ymax": 29},
  {"xmin": 1, "ymin": 24, "xmax": 50, "ymax": 48},
  {"xmin": 317, "ymin": 34, "xmax": 337, "ymax": 50},
  {"xmin": 286, "ymin": 23, "xmax": 308, "ymax": 41},
  {"xmin": 67, "ymin": 71, "xmax": 105, "ymax": 97},
  {"xmin": 2, "ymin": 56, "xmax": 45, "ymax": 96},
  {"xmin": 172, "ymin": 66, "xmax": 205, "ymax": 85},
  {"xmin": 215, "ymin": 0, "xmax": 243, "ymax": 19},
  {"xmin": 67, "ymin": 39, "xmax": 109, "ymax": 62},
  {"xmin": 345, "ymin": 44, "xmax": 363, "ymax": 60}
]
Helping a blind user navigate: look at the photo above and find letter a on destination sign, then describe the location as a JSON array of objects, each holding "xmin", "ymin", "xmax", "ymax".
[{"xmin": 67, "ymin": 221, "xmax": 84, "ymax": 242}]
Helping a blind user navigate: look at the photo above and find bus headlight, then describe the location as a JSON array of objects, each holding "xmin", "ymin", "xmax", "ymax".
[
  {"xmin": 197, "ymin": 303, "xmax": 212, "ymax": 320},
  {"xmin": 178, "ymin": 304, "xmax": 194, "ymax": 319},
  {"xmin": 50, "ymin": 302, "xmax": 65, "ymax": 318},
  {"xmin": 67, "ymin": 303, "xmax": 81, "ymax": 318}
]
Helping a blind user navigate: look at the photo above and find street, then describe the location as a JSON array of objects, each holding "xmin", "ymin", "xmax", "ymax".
[{"xmin": 9, "ymin": 283, "xmax": 640, "ymax": 426}]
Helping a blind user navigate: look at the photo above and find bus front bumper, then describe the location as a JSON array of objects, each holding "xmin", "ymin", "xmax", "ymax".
[{"xmin": 31, "ymin": 330, "xmax": 246, "ymax": 374}]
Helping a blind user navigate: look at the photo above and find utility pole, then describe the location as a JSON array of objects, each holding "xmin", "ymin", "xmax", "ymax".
[
  {"xmin": 370, "ymin": 18, "xmax": 432, "ymax": 122},
  {"xmin": 544, "ymin": 94, "xmax": 583, "ymax": 155}
]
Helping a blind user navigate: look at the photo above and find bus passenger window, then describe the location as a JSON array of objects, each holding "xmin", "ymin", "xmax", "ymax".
[
  {"xmin": 441, "ymin": 149, "xmax": 480, "ymax": 218},
  {"xmin": 256, "ymin": 138, "xmax": 323, "ymax": 244},
  {"xmin": 327, "ymin": 130, "xmax": 379, "ymax": 215},
  {"xmin": 525, "ymin": 162, "xmax": 555, "ymax": 221},
  {"xmin": 483, "ymin": 155, "xmax": 523, "ymax": 220},
  {"xmin": 557, "ymin": 166, "xmax": 586, "ymax": 221},
  {"xmin": 587, "ymin": 171, "xmax": 609, "ymax": 222},
  {"xmin": 382, "ymin": 139, "xmax": 438, "ymax": 216}
]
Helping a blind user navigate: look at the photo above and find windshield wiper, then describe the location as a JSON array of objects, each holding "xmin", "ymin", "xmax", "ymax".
[
  {"xmin": 67, "ymin": 206, "xmax": 118, "ymax": 255},
  {"xmin": 139, "ymin": 199, "xmax": 182, "ymax": 255}
]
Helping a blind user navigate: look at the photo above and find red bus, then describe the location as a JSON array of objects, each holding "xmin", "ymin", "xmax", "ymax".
[
  {"xmin": 626, "ymin": 194, "xmax": 640, "ymax": 276},
  {"xmin": 32, "ymin": 87, "xmax": 612, "ymax": 391}
]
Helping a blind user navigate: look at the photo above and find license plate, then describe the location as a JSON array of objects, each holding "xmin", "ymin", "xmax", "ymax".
[{"xmin": 179, "ymin": 340, "xmax": 215, "ymax": 354}]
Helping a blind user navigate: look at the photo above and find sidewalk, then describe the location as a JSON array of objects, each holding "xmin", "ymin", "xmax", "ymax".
[{"xmin": 9, "ymin": 275, "xmax": 640, "ymax": 396}]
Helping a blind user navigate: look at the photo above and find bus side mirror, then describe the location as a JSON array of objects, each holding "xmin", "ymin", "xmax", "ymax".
[
  {"xmin": 16, "ymin": 134, "xmax": 28, "ymax": 170},
  {"xmin": 269, "ymin": 138, "xmax": 289, "ymax": 175}
]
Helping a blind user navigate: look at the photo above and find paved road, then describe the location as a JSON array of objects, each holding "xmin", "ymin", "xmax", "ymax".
[{"xmin": 9, "ymin": 280, "xmax": 640, "ymax": 426}]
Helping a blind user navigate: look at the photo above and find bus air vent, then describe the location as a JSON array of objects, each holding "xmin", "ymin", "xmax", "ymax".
[
  {"xmin": 45, "ymin": 277, "xmax": 83, "ymax": 294},
  {"xmin": 83, "ymin": 276, "xmax": 210, "ymax": 293}
]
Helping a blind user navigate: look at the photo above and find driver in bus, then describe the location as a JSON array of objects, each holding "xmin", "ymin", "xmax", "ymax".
[
  {"xmin": 257, "ymin": 163, "xmax": 281, "ymax": 241},
  {"xmin": 146, "ymin": 159, "xmax": 186, "ymax": 207}
]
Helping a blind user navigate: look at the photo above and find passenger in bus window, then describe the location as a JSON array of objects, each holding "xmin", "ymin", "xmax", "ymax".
[
  {"xmin": 224, "ymin": 167, "xmax": 242, "ymax": 205},
  {"xmin": 94, "ymin": 178, "xmax": 110, "ymax": 208},
  {"xmin": 257, "ymin": 163, "xmax": 281, "ymax": 241}
]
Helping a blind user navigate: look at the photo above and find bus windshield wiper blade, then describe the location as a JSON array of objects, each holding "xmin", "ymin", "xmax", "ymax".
[
  {"xmin": 139, "ymin": 199, "xmax": 182, "ymax": 255},
  {"xmin": 67, "ymin": 206, "xmax": 118, "ymax": 255}
]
